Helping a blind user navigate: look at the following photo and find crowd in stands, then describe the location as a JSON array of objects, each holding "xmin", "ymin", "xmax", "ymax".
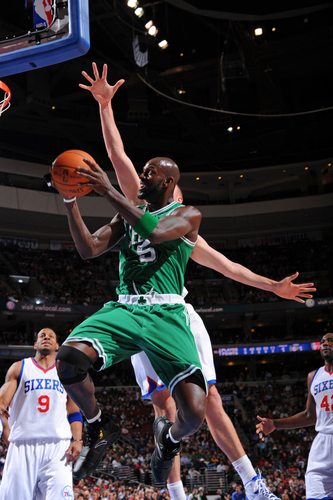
[
  {"xmin": 0, "ymin": 379, "xmax": 314, "ymax": 499},
  {"xmin": 0, "ymin": 238, "xmax": 331, "ymax": 308}
]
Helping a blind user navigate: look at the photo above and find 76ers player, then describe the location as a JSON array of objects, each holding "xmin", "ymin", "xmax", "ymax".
[
  {"xmin": 0, "ymin": 328, "xmax": 83, "ymax": 500},
  {"xmin": 256, "ymin": 332, "xmax": 333, "ymax": 500}
]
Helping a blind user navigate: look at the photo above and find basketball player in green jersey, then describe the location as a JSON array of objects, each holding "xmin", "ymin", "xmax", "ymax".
[{"xmin": 55, "ymin": 154, "xmax": 208, "ymax": 483}]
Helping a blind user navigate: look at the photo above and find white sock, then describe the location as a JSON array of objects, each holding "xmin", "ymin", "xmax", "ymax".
[
  {"xmin": 166, "ymin": 428, "xmax": 180, "ymax": 444},
  {"xmin": 86, "ymin": 409, "xmax": 101, "ymax": 424},
  {"xmin": 168, "ymin": 481, "xmax": 186, "ymax": 500},
  {"xmin": 232, "ymin": 455, "xmax": 256, "ymax": 485}
]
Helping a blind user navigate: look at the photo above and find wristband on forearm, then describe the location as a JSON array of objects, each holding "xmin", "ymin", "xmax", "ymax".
[
  {"xmin": 133, "ymin": 211, "xmax": 158, "ymax": 240},
  {"xmin": 68, "ymin": 411, "xmax": 84, "ymax": 424}
]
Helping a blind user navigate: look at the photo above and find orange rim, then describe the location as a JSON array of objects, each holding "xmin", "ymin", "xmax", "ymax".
[{"xmin": 0, "ymin": 80, "xmax": 11, "ymax": 108}]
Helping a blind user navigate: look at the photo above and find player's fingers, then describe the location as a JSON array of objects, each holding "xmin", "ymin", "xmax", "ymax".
[
  {"xmin": 102, "ymin": 63, "xmax": 108, "ymax": 80},
  {"xmin": 82, "ymin": 157, "xmax": 99, "ymax": 170},
  {"xmin": 292, "ymin": 297, "xmax": 304, "ymax": 303},
  {"xmin": 288, "ymin": 271, "xmax": 299, "ymax": 281},
  {"xmin": 257, "ymin": 415, "xmax": 264, "ymax": 421},
  {"xmin": 114, "ymin": 79, "xmax": 125, "ymax": 93},
  {"xmin": 81, "ymin": 71, "xmax": 94, "ymax": 84},
  {"xmin": 92, "ymin": 62, "xmax": 100, "ymax": 80},
  {"xmin": 79, "ymin": 83, "xmax": 92, "ymax": 91}
]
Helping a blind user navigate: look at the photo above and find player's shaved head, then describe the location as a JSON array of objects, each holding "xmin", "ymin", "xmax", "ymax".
[{"xmin": 154, "ymin": 157, "xmax": 180, "ymax": 185}]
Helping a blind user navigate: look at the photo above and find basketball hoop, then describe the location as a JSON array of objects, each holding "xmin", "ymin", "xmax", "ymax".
[{"xmin": 0, "ymin": 80, "xmax": 11, "ymax": 116}]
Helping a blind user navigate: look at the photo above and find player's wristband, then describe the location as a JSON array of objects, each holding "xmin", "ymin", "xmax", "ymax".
[
  {"xmin": 73, "ymin": 439, "xmax": 83, "ymax": 443},
  {"xmin": 68, "ymin": 411, "xmax": 84, "ymax": 424},
  {"xmin": 63, "ymin": 197, "xmax": 77, "ymax": 203},
  {"xmin": 133, "ymin": 211, "xmax": 158, "ymax": 240}
]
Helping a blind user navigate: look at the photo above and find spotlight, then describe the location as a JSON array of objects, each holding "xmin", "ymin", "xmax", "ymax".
[
  {"xmin": 148, "ymin": 25, "xmax": 158, "ymax": 36},
  {"xmin": 254, "ymin": 28, "xmax": 263, "ymax": 36},
  {"xmin": 145, "ymin": 20, "xmax": 153, "ymax": 30},
  {"xmin": 227, "ymin": 126, "xmax": 233, "ymax": 132},
  {"xmin": 158, "ymin": 39, "xmax": 168, "ymax": 49},
  {"xmin": 127, "ymin": 0, "xmax": 138, "ymax": 8},
  {"xmin": 134, "ymin": 7, "xmax": 144, "ymax": 17}
]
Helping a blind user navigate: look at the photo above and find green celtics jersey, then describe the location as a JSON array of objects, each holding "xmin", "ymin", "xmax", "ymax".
[{"xmin": 117, "ymin": 201, "xmax": 196, "ymax": 296}]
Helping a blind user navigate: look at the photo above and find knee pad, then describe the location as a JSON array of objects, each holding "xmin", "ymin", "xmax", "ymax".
[{"xmin": 56, "ymin": 345, "xmax": 91, "ymax": 385}]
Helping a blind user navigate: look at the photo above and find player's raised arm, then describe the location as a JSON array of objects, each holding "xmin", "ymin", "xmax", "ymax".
[
  {"xmin": 0, "ymin": 362, "xmax": 21, "ymax": 419},
  {"xmin": 79, "ymin": 62, "xmax": 141, "ymax": 205},
  {"xmin": 256, "ymin": 370, "xmax": 317, "ymax": 434},
  {"xmin": 191, "ymin": 236, "xmax": 316, "ymax": 303}
]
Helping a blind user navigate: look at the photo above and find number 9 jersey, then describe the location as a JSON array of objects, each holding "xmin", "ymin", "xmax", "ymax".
[{"xmin": 8, "ymin": 357, "xmax": 71, "ymax": 442}]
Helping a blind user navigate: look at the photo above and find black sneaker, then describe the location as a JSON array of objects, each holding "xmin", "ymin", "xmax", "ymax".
[
  {"xmin": 151, "ymin": 415, "xmax": 182, "ymax": 483},
  {"xmin": 73, "ymin": 412, "xmax": 121, "ymax": 480}
]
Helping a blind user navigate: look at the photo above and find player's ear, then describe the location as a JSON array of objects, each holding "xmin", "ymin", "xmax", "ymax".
[
  {"xmin": 163, "ymin": 176, "xmax": 174, "ymax": 188},
  {"xmin": 34, "ymin": 342, "xmax": 37, "ymax": 350}
]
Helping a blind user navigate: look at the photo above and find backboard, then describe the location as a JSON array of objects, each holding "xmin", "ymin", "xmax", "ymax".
[{"xmin": 0, "ymin": 0, "xmax": 90, "ymax": 77}]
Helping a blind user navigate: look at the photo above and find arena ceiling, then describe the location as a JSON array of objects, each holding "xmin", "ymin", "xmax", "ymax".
[{"xmin": 0, "ymin": 1, "xmax": 333, "ymax": 176}]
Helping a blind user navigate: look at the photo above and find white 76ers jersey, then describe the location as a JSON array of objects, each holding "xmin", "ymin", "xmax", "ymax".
[
  {"xmin": 8, "ymin": 357, "xmax": 71, "ymax": 442},
  {"xmin": 310, "ymin": 365, "xmax": 333, "ymax": 433}
]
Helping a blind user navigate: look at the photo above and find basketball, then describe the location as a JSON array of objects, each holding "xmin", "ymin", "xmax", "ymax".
[{"xmin": 51, "ymin": 150, "xmax": 96, "ymax": 197}]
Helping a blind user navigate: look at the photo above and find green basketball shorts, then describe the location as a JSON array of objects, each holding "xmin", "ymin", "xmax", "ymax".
[{"xmin": 64, "ymin": 294, "xmax": 207, "ymax": 396}]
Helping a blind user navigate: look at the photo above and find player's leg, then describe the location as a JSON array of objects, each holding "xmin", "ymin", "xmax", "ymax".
[
  {"xmin": 35, "ymin": 439, "xmax": 73, "ymax": 500},
  {"xmin": 151, "ymin": 374, "xmax": 207, "ymax": 484},
  {"xmin": 131, "ymin": 353, "xmax": 185, "ymax": 500},
  {"xmin": 305, "ymin": 433, "xmax": 333, "ymax": 500},
  {"xmin": 151, "ymin": 389, "xmax": 185, "ymax": 499},
  {"xmin": 56, "ymin": 303, "xmax": 141, "ymax": 480},
  {"xmin": 185, "ymin": 305, "xmax": 280, "ymax": 500},
  {"xmin": 0, "ymin": 442, "xmax": 39, "ymax": 500}
]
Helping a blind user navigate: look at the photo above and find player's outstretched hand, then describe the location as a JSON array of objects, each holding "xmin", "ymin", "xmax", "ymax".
[
  {"xmin": 79, "ymin": 62, "xmax": 125, "ymax": 106},
  {"xmin": 63, "ymin": 440, "xmax": 83, "ymax": 464},
  {"xmin": 275, "ymin": 272, "xmax": 316, "ymax": 303},
  {"xmin": 256, "ymin": 415, "xmax": 276, "ymax": 435},
  {"xmin": 77, "ymin": 158, "xmax": 113, "ymax": 197}
]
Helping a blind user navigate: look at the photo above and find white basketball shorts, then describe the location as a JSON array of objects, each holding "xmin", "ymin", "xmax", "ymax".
[
  {"xmin": 305, "ymin": 432, "xmax": 333, "ymax": 500},
  {"xmin": 131, "ymin": 303, "xmax": 216, "ymax": 399},
  {"xmin": 0, "ymin": 438, "xmax": 73, "ymax": 500}
]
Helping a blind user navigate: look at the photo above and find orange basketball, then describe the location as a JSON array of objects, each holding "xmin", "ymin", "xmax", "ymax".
[{"xmin": 51, "ymin": 150, "xmax": 96, "ymax": 197}]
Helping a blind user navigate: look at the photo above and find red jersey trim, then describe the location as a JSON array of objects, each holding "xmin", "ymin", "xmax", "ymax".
[{"xmin": 31, "ymin": 357, "xmax": 56, "ymax": 373}]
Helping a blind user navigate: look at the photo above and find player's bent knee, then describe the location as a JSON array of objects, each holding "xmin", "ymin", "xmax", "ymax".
[{"xmin": 56, "ymin": 345, "xmax": 91, "ymax": 385}]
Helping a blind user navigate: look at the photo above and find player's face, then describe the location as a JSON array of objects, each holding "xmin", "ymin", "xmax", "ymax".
[
  {"xmin": 320, "ymin": 332, "xmax": 333, "ymax": 361},
  {"xmin": 34, "ymin": 328, "xmax": 59, "ymax": 354},
  {"xmin": 138, "ymin": 159, "xmax": 167, "ymax": 201}
]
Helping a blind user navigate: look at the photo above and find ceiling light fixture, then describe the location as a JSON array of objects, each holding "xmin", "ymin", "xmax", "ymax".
[
  {"xmin": 134, "ymin": 7, "xmax": 144, "ymax": 17},
  {"xmin": 127, "ymin": 0, "xmax": 138, "ymax": 8},
  {"xmin": 254, "ymin": 28, "xmax": 263, "ymax": 36},
  {"xmin": 145, "ymin": 20, "xmax": 153, "ymax": 30},
  {"xmin": 158, "ymin": 40, "xmax": 168, "ymax": 49},
  {"xmin": 148, "ymin": 25, "xmax": 158, "ymax": 36},
  {"xmin": 227, "ymin": 126, "xmax": 233, "ymax": 132}
]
